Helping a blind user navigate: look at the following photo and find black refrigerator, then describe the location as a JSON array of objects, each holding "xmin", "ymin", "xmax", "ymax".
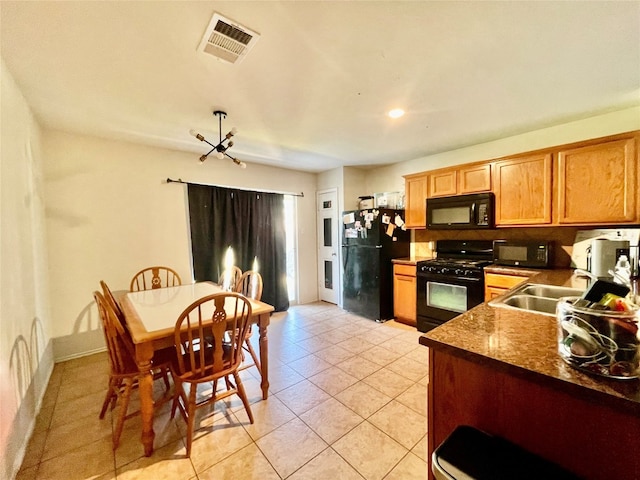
[{"xmin": 342, "ymin": 208, "xmax": 410, "ymax": 321}]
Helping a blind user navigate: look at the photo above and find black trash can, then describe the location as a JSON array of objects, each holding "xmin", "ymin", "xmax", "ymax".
[{"xmin": 432, "ymin": 425, "xmax": 582, "ymax": 480}]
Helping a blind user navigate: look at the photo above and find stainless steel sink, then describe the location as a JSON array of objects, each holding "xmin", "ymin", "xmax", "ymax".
[
  {"xmin": 517, "ymin": 284, "xmax": 584, "ymax": 299},
  {"xmin": 501, "ymin": 295, "xmax": 559, "ymax": 315},
  {"xmin": 489, "ymin": 283, "xmax": 584, "ymax": 316}
]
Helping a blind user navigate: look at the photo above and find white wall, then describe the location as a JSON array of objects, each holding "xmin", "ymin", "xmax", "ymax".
[
  {"xmin": 365, "ymin": 106, "xmax": 640, "ymax": 194},
  {"xmin": 43, "ymin": 131, "xmax": 318, "ymax": 360},
  {"xmin": 317, "ymin": 166, "xmax": 368, "ymax": 214},
  {"xmin": 343, "ymin": 167, "xmax": 367, "ymax": 211},
  {"xmin": 317, "ymin": 167, "xmax": 344, "ymax": 214},
  {"xmin": 1, "ymin": 60, "xmax": 54, "ymax": 480}
]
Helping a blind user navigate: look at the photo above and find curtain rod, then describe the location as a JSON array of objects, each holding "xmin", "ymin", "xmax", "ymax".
[{"xmin": 166, "ymin": 178, "xmax": 304, "ymax": 198}]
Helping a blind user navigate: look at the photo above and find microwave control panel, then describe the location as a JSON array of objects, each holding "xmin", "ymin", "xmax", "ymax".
[
  {"xmin": 477, "ymin": 203, "xmax": 489, "ymax": 226},
  {"xmin": 535, "ymin": 247, "xmax": 548, "ymax": 262}
]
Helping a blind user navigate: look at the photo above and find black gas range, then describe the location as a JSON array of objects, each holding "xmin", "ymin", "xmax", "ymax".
[{"xmin": 416, "ymin": 240, "xmax": 493, "ymax": 333}]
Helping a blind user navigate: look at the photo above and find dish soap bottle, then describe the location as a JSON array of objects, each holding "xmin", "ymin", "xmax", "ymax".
[{"xmin": 613, "ymin": 255, "xmax": 631, "ymax": 286}]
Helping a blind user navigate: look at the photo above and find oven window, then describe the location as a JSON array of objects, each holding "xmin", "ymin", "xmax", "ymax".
[
  {"xmin": 432, "ymin": 206, "xmax": 469, "ymax": 225},
  {"xmin": 426, "ymin": 281, "xmax": 467, "ymax": 313}
]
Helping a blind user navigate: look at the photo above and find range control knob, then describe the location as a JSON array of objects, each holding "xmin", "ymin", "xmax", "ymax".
[
  {"xmin": 454, "ymin": 268, "xmax": 464, "ymax": 276},
  {"xmin": 441, "ymin": 267, "xmax": 450, "ymax": 275},
  {"xmin": 464, "ymin": 269, "xmax": 475, "ymax": 277}
]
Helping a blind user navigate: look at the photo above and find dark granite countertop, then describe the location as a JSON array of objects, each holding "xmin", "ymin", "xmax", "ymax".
[
  {"xmin": 420, "ymin": 268, "xmax": 640, "ymax": 414},
  {"xmin": 483, "ymin": 265, "xmax": 545, "ymax": 276}
]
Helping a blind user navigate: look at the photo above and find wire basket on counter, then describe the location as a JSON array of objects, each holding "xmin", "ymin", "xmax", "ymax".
[{"xmin": 557, "ymin": 296, "xmax": 640, "ymax": 380}]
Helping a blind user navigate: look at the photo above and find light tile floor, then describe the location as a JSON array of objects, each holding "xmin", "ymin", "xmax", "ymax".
[{"xmin": 17, "ymin": 302, "xmax": 428, "ymax": 480}]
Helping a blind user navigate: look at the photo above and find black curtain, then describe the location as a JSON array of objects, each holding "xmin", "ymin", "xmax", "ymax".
[{"xmin": 187, "ymin": 184, "xmax": 289, "ymax": 312}]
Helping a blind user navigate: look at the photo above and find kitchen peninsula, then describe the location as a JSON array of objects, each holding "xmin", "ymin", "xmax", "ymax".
[{"xmin": 420, "ymin": 269, "xmax": 640, "ymax": 480}]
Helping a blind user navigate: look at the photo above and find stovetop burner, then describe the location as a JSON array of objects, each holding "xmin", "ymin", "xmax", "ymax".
[
  {"xmin": 421, "ymin": 258, "xmax": 492, "ymax": 268},
  {"xmin": 417, "ymin": 240, "xmax": 494, "ymax": 276}
]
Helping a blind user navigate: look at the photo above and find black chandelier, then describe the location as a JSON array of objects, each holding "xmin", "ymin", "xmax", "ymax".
[{"xmin": 190, "ymin": 110, "xmax": 246, "ymax": 168}]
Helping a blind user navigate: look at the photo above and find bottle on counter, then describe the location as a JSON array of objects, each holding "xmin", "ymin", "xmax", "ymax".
[
  {"xmin": 630, "ymin": 252, "xmax": 640, "ymax": 305},
  {"xmin": 614, "ymin": 255, "xmax": 631, "ymax": 286}
]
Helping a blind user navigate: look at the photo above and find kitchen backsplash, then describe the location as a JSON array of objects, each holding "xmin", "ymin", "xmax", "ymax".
[{"xmin": 414, "ymin": 227, "xmax": 580, "ymax": 267}]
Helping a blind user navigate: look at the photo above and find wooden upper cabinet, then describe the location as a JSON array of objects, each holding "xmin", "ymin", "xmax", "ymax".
[
  {"xmin": 459, "ymin": 163, "xmax": 492, "ymax": 194},
  {"xmin": 429, "ymin": 169, "xmax": 457, "ymax": 197},
  {"xmin": 494, "ymin": 153, "xmax": 552, "ymax": 225},
  {"xmin": 555, "ymin": 137, "xmax": 638, "ymax": 225},
  {"xmin": 429, "ymin": 163, "xmax": 491, "ymax": 198},
  {"xmin": 404, "ymin": 173, "xmax": 428, "ymax": 228},
  {"xmin": 402, "ymin": 131, "xmax": 638, "ymax": 229}
]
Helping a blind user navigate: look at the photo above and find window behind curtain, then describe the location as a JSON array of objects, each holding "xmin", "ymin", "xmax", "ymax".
[{"xmin": 187, "ymin": 184, "xmax": 289, "ymax": 312}]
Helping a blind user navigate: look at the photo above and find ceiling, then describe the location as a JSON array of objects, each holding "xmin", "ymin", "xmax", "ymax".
[{"xmin": 2, "ymin": 1, "xmax": 639, "ymax": 173}]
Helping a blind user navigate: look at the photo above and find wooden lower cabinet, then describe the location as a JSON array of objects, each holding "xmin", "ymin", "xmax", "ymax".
[
  {"xmin": 393, "ymin": 264, "xmax": 416, "ymax": 326},
  {"xmin": 484, "ymin": 272, "xmax": 530, "ymax": 301},
  {"xmin": 427, "ymin": 349, "xmax": 640, "ymax": 480}
]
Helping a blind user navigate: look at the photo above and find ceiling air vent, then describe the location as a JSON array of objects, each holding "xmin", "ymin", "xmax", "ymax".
[{"xmin": 198, "ymin": 13, "xmax": 260, "ymax": 64}]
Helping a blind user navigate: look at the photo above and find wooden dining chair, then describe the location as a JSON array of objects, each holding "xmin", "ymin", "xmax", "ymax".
[
  {"xmin": 217, "ymin": 266, "xmax": 242, "ymax": 291},
  {"xmin": 129, "ymin": 266, "xmax": 181, "ymax": 292},
  {"xmin": 234, "ymin": 270, "xmax": 263, "ymax": 373},
  {"xmin": 94, "ymin": 291, "xmax": 173, "ymax": 449},
  {"xmin": 170, "ymin": 292, "xmax": 254, "ymax": 456},
  {"xmin": 100, "ymin": 280, "xmax": 124, "ymax": 322},
  {"xmin": 101, "ymin": 279, "xmax": 172, "ymax": 390}
]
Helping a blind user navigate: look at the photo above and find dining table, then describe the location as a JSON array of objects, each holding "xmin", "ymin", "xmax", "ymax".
[{"xmin": 117, "ymin": 281, "xmax": 274, "ymax": 456}]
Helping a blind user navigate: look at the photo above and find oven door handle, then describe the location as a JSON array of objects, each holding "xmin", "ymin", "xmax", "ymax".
[{"xmin": 419, "ymin": 275, "xmax": 482, "ymax": 283}]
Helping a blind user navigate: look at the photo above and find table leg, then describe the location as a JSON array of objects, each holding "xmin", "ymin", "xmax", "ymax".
[
  {"xmin": 136, "ymin": 343, "xmax": 155, "ymax": 456},
  {"xmin": 258, "ymin": 313, "xmax": 270, "ymax": 399}
]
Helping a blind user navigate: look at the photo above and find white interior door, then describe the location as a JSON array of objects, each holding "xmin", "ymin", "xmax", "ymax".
[{"xmin": 317, "ymin": 189, "xmax": 339, "ymax": 304}]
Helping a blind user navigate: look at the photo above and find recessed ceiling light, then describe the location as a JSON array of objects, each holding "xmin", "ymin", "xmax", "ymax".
[{"xmin": 388, "ymin": 108, "xmax": 405, "ymax": 119}]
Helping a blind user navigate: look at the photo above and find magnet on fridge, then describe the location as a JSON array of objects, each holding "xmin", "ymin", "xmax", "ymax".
[
  {"xmin": 343, "ymin": 212, "xmax": 355, "ymax": 224},
  {"xmin": 386, "ymin": 223, "xmax": 395, "ymax": 237}
]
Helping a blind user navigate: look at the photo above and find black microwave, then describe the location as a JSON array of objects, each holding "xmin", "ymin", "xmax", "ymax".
[
  {"xmin": 426, "ymin": 192, "xmax": 495, "ymax": 230},
  {"xmin": 493, "ymin": 240, "xmax": 552, "ymax": 268}
]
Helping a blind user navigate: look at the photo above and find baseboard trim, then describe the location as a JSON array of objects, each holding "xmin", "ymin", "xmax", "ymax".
[
  {"xmin": 52, "ymin": 329, "xmax": 105, "ymax": 362},
  {"xmin": 54, "ymin": 345, "xmax": 107, "ymax": 363}
]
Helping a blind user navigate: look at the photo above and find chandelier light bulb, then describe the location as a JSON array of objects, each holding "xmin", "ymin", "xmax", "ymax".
[
  {"xmin": 216, "ymin": 151, "xmax": 225, "ymax": 160},
  {"xmin": 231, "ymin": 127, "xmax": 238, "ymax": 135},
  {"xmin": 232, "ymin": 158, "xmax": 247, "ymax": 168},
  {"xmin": 190, "ymin": 129, "xmax": 205, "ymax": 141}
]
